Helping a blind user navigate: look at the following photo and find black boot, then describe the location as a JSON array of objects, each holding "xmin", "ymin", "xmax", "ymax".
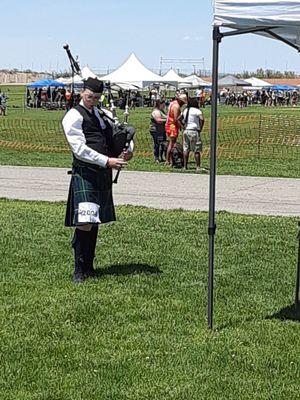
[{"xmin": 84, "ymin": 225, "xmax": 99, "ymax": 278}]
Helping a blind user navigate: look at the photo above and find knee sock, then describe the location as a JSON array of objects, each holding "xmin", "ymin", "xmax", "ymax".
[
  {"xmin": 71, "ymin": 226, "xmax": 99, "ymax": 275},
  {"xmin": 85, "ymin": 225, "xmax": 99, "ymax": 273}
]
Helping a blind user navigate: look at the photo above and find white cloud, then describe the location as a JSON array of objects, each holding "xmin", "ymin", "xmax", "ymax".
[{"xmin": 183, "ymin": 35, "xmax": 204, "ymax": 42}]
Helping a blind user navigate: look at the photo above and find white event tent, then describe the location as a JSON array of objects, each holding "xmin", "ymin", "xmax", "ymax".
[
  {"xmin": 161, "ymin": 70, "xmax": 212, "ymax": 89},
  {"xmin": 57, "ymin": 74, "xmax": 83, "ymax": 85},
  {"xmin": 207, "ymin": 0, "xmax": 300, "ymax": 329},
  {"xmin": 56, "ymin": 65, "xmax": 99, "ymax": 85},
  {"xmin": 81, "ymin": 66, "xmax": 98, "ymax": 80},
  {"xmin": 100, "ymin": 53, "xmax": 163, "ymax": 89},
  {"xmin": 162, "ymin": 69, "xmax": 186, "ymax": 84},
  {"xmin": 244, "ymin": 77, "xmax": 271, "ymax": 88},
  {"xmin": 181, "ymin": 74, "xmax": 211, "ymax": 87}
]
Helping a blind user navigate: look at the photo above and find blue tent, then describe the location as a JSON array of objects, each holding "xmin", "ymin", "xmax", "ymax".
[
  {"xmin": 27, "ymin": 79, "xmax": 65, "ymax": 88},
  {"xmin": 265, "ymin": 84, "xmax": 297, "ymax": 91}
]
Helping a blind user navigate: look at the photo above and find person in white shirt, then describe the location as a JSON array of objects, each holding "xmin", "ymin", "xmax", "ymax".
[
  {"xmin": 62, "ymin": 77, "xmax": 133, "ymax": 283},
  {"xmin": 181, "ymin": 97, "xmax": 204, "ymax": 171}
]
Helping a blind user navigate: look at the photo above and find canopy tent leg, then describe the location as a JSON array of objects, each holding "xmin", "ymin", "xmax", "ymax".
[{"xmin": 208, "ymin": 26, "xmax": 222, "ymax": 330}]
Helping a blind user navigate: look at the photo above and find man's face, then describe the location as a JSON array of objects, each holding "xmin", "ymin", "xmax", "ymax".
[{"xmin": 81, "ymin": 89, "xmax": 101, "ymax": 109}]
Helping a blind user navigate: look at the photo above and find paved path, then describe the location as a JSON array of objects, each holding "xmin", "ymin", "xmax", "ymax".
[{"xmin": 0, "ymin": 165, "xmax": 299, "ymax": 216}]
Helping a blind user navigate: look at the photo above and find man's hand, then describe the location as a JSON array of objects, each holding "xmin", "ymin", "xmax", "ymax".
[
  {"xmin": 107, "ymin": 158, "xmax": 127, "ymax": 170},
  {"xmin": 122, "ymin": 150, "xmax": 133, "ymax": 161}
]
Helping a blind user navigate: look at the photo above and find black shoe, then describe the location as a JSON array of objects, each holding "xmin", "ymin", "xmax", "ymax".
[
  {"xmin": 73, "ymin": 272, "xmax": 85, "ymax": 284},
  {"xmin": 84, "ymin": 267, "xmax": 96, "ymax": 278}
]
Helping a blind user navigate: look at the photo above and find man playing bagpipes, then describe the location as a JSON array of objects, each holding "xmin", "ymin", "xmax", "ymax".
[{"xmin": 62, "ymin": 77, "xmax": 134, "ymax": 283}]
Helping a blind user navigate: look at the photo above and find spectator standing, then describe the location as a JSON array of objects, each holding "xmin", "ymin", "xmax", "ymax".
[
  {"xmin": 182, "ymin": 97, "xmax": 204, "ymax": 171},
  {"xmin": 0, "ymin": 92, "xmax": 7, "ymax": 116},
  {"xmin": 165, "ymin": 93, "xmax": 187, "ymax": 166},
  {"xmin": 149, "ymin": 100, "xmax": 167, "ymax": 163}
]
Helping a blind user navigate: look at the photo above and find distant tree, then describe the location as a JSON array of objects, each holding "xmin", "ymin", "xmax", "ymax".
[
  {"xmin": 250, "ymin": 68, "xmax": 299, "ymax": 79},
  {"xmin": 237, "ymin": 71, "xmax": 250, "ymax": 79},
  {"xmin": 255, "ymin": 68, "xmax": 265, "ymax": 78},
  {"xmin": 284, "ymin": 70, "xmax": 296, "ymax": 78}
]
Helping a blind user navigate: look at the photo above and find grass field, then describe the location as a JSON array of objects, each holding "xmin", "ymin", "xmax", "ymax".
[
  {"xmin": 0, "ymin": 85, "xmax": 299, "ymax": 178},
  {"xmin": 0, "ymin": 199, "xmax": 299, "ymax": 399}
]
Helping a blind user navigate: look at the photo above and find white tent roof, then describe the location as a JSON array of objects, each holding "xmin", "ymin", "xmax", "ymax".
[
  {"xmin": 162, "ymin": 69, "xmax": 186, "ymax": 83},
  {"xmin": 55, "ymin": 77, "xmax": 67, "ymax": 83},
  {"xmin": 218, "ymin": 74, "xmax": 249, "ymax": 86},
  {"xmin": 213, "ymin": 0, "xmax": 300, "ymax": 50},
  {"xmin": 100, "ymin": 53, "xmax": 163, "ymax": 88},
  {"xmin": 244, "ymin": 77, "xmax": 271, "ymax": 87},
  {"xmin": 181, "ymin": 74, "xmax": 211, "ymax": 86},
  {"xmin": 110, "ymin": 82, "xmax": 141, "ymax": 91},
  {"xmin": 56, "ymin": 74, "xmax": 83, "ymax": 85},
  {"xmin": 55, "ymin": 66, "xmax": 99, "ymax": 85},
  {"xmin": 81, "ymin": 66, "xmax": 97, "ymax": 79}
]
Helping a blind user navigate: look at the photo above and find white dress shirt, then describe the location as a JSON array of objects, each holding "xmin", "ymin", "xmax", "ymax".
[
  {"xmin": 62, "ymin": 101, "xmax": 110, "ymax": 168},
  {"xmin": 62, "ymin": 101, "xmax": 134, "ymax": 167}
]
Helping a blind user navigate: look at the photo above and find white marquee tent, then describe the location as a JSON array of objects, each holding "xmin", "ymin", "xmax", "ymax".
[
  {"xmin": 81, "ymin": 66, "xmax": 98, "ymax": 80},
  {"xmin": 100, "ymin": 53, "xmax": 163, "ymax": 88},
  {"xmin": 207, "ymin": 0, "xmax": 300, "ymax": 329},
  {"xmin": 57, "ymin": 74, "xmax": 83, "ymax": 85},
  {"xmin": 181, "ymin": 74, "xmax": 211, "ymax": 87},
  {"xmin": 56, "ymin": 65, "xmax": 98, "ymax": 85},
  {"xmin": 244, "ymin": 77, "xmax": 272, "ymax": 88},
  {"xmin": 162, "ymin": 69, "xmax": 186, "ymax": 84},
  {"xmin": 161, "ymin": 70, "xmax": 212, "ymax": 89}
]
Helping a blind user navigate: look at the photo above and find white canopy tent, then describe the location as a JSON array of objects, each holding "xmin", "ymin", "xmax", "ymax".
[
  {"xmin": 56, "ymin": 65, "xmax": 98, "ymax": 85},
  {"xmin": 100, "ymin": 53, "xmax": 163, "ymax": 89},
  {"xmin": 208, "ymin": 0, "xmax": 300, "ymax": 329},
  {"xmin": 81, "ymin": 66, "xmax": 98, "ymax": 80},
  {"xmin": 244, "ymin": 77, "xmax": 271, "ymax": 88},
  {"xmin": 56, "ymin": 74, "xmax": 83, "ymax": 85},
  {"xmin": 214, "ymin": 0, "xmax": 300, "ymax": 50},
  {"xmin": 181, "ymin": 74, "xmax": 211, "ymax": 87},
  {"xmin": 218, "ymin": 74, "xmax": 249, "ymax": 86},
  {"xmin": 162, "ymin": 68, "xmax": 186, "ymax": 84}
]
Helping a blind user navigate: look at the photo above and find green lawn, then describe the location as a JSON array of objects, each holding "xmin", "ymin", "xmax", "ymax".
[
  {"xmin": 0, "ymin": 85, "xmax": 299, "ymax": 178},
  {"xmin": 0, "ymin": 199, "xmax": 299, "ymax": 399}
]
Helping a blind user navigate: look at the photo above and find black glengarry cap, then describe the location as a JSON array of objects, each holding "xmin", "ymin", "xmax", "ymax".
[{"xmin": 83, "ymin": 77, "xmax": 104, "ymax": 93}]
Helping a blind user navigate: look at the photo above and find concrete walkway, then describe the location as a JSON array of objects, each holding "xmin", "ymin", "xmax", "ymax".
[{"xmin": 0, "ymin": 165, "xmax": 299, "ymax": 216}]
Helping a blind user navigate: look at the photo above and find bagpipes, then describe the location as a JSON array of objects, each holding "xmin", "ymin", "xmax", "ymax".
[{"xmin": 63, "ymin": 44, "xmax": 135, "ymax": 183}]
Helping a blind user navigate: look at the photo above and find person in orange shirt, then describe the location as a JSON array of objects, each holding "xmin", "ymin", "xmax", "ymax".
[{"xmin": 165, "ymin": 93, "xmax": 187, "ymax": 166}]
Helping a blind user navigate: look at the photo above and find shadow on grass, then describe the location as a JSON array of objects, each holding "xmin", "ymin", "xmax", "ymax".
[
  {"xmin": 95, "ymin": 263, "xmax": 162, "ymax": 277},
  {"xmin": 267, "ymin": 303, "xmax": 300, "ymax": 323},
  {"xmin": 216, "ymin": 303, "xmax": 300, "ymax": 331}
]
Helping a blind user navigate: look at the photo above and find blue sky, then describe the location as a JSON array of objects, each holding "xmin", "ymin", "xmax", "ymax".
[{"xmin": 1, "ymin": 0, "xmax": 300, "ymax": 74}]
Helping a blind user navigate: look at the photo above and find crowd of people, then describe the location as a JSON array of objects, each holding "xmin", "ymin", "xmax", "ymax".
[
  {"xmin": 220, "ymin": 88, "xmax": 299, "ymax": 107},
  {"xmin": 26, "ymin": 87, "xmax": 73, "ymax": 109},
  {"xmin": 149, "ymin": 93, "xmax": 205, "ymax": 171}
]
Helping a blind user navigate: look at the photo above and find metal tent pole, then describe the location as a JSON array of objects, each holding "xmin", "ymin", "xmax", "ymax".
[{"xmin": 208, "ymin": 26, "xmax": 222, "ymax": 329}]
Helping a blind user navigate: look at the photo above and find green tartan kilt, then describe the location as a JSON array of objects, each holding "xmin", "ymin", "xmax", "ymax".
[{"xmin": 65, "ymin": 164, "xmax": 116, "ymax": 227}]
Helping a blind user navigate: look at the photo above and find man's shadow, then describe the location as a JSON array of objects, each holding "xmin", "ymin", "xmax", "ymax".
[
  {"xmin": 267, "ymin": 302, "xmax": 300, "ymax": 323},
  {"xmin": 94, "ymin": 263, "xmax": 162, "ymax": 277}
]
